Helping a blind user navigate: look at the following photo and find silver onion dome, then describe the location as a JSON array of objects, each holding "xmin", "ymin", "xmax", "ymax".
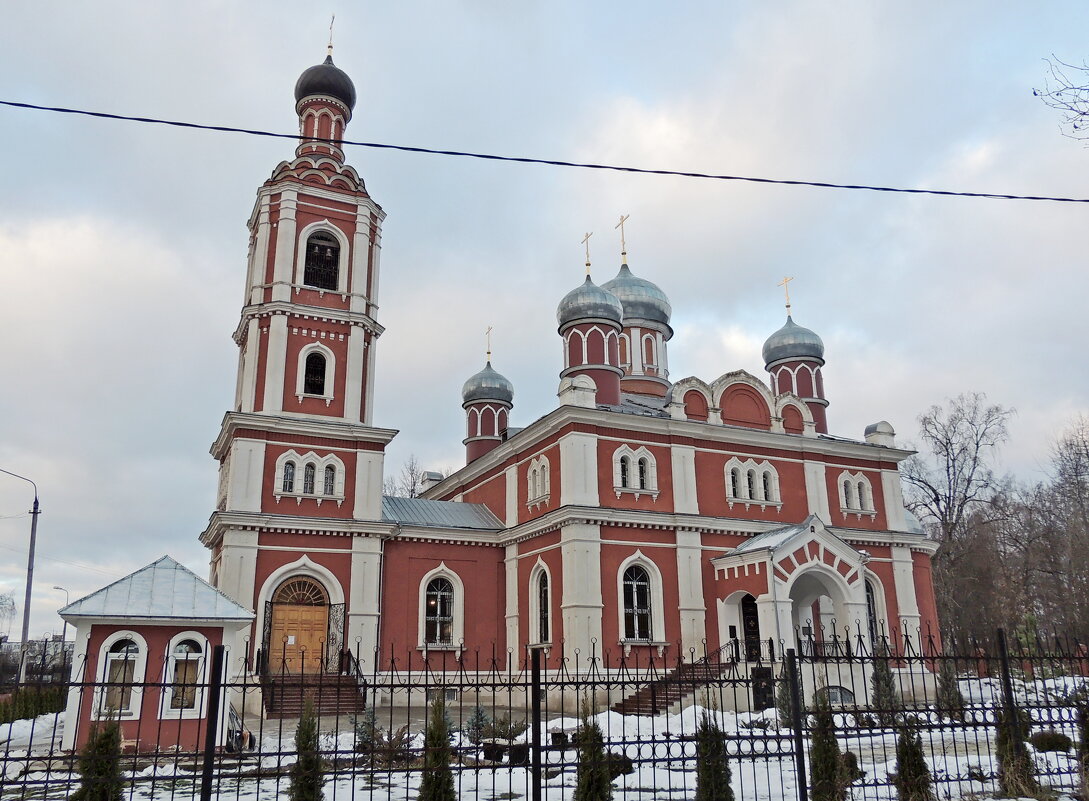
[
  {"xmin": 762, "ymin": 316, "xmax": 825, "ymax": 365},
  {"xmin": 601, "ymin": 263, "xmax": 672, "ymax": 327},
  {"xmin": 462, "ymin": 361, "xmax": 514, "ymax": 404},
  {"xmin": 556, "ymin": 276, "xmax": 624, "ymax": 328}
]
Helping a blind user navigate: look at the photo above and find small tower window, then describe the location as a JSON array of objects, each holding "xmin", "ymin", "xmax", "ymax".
[
  {"xmin": 729, "ymin": 468, "xmax": 741, "ymax": 498},
  {"xmin": 637, "ymin": 458, "xmax": 649, "ymax": 490},
  {"xmin": 303, "ymin": 463, "xmax": 316, "ymax": 494},
  {"xmin": 762, "ymin": 472, "xmax": 772, "ymax": 501},
  {"xmin": 304, "ymin": 352, "xmax": 327, "ymax": 396},
  {"xmin": 282, "ymin": 461, "xmax": 296, "ymax": 493},
  {"xmin": 620, "ymin": 456, "xmax": 631, "ymax": 488},
  {"xmin": 537, "ymin": 572, "xmax": 550, "ymax": 643},
  {"xmin": 747, "ymin": 470, "xmax": 757, "ymax": 500},
  {"xmin": 323, "ymin": 465, "xmax": 336, "ymax": 495},
  {"xmin": 303, "ymin": 232, "xmax": 340, "ymax": 290}
]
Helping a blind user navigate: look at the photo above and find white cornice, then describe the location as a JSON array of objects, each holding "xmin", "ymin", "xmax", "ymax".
[
  {"xmin": 199, "ymin": 510, "xmax": 395, "ymax": 548},
  {"xmin": 423, "ymin": 405, "xmax": 916, "ymax": 498},
  {"xmin": 211, "ymin": 411, "xmax": 398, "ymax": 459},
  {"xmin": 232, "ymin": 301, "xmax": 384, "ymax": 343}
]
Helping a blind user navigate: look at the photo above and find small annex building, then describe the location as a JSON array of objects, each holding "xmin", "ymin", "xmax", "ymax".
[{"xmin": 59, "ymin": 557, "xmax": 253, "ymax": 752}]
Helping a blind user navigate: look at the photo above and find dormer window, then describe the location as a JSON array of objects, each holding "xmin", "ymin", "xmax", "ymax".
[{"xmin": 303, "ymin": 232, "xmax": 339, "ymax": 290}]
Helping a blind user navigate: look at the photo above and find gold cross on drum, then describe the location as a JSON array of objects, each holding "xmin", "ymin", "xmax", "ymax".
[
  {"xmin": 778, "ymin": 276, "xmax": 794, "ymax": 313},
  {"xmin": 615, "ymin": 214, "xmax": 630, "ymax": 256},
  {"xmin": 485, "ymin": 326, "xmax": 493, "ymax": 360},
  {"xmin": 581, "ymin": 232, "xmax": 593, "ymax": 274}
]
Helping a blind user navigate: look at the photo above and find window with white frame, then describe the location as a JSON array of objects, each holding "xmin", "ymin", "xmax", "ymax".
[
  {"xmin": 274, "ymin": 451, "xmax": 346, "ymax": 505},
  {"xmin": 616, "ymin": 553, "xmax": 667, "ymax": 645},
  {"xmin": 724, "ymin": 458, "xmax": 781, "ymax": 508},
  {"xmin": 303, "ymin": 231, "xmax": 340, "ymax": 290},
  {"xmin": 162, "ymin": 635, "xmax": 206, "ymax": 715},
  {"xmin": 418, "ymin": 566, "xmax": 464, "ymax": 649},
  {"xmin": 303, "ymin": 352, "xmax": 327, "ymax": 395},
  {"xmin": 838, "ymin": 470, "xmax": 875, "ymax": 514},
  {"xmin": 295, "ymin": 343, "xmax": 336, "ymax": 403},
  {"xmin": 612, "ymin": 445, "xmax": 658, "ymax": 498},
  {"xmin": 96, "ymin": 633, "xmax": 146, "ymax": 718},
  {"xmin": 527, "ymin": 455, "xmax": 551, "ymax": 506},
  {"xmin": 530, "ymin": 563, "xmax": 551, "ymax": 644}
]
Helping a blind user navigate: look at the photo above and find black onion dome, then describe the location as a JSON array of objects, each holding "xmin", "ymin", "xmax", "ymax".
[
  {"xmin": 762, "ymin": 316, "xmax": 825, "ymax": 365},
  {"xmin": 294, "ymin": 54, "xmax": 357, "ymax": 111}
]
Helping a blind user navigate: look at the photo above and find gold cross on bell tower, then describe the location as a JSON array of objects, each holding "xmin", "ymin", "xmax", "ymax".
[
  {"xmin": 485, "ymin": 326, "xmax": 493, "ymax": 361},
  {"xmin": 581, "ymin": 232, "xmax": 593, "ymax": 276},
  {"xmin": 777, "ymin": 276, "xmax": 794, "ymax": 316},
  {"xmin": 327, "ymin": 14, "xmax": 335, "ymax": 56},
  {"xmin": 615, "ymin": 214, "xmax": 630, "ymax": 260}
]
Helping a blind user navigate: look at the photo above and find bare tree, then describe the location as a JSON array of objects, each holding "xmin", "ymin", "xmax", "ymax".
[
  {"xmin": 0, "ymin": 593, "xmax": 15, "ymax": 638},
  {"xmin": 383, "ymin": 455, "xmax": 449, "ymax": 498},
  {"xmin": 1035, "ymin": 57, "xmax": 1089, "ymax": 142}
]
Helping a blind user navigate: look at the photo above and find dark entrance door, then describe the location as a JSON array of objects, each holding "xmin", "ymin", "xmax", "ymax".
[
  {"xmin": 751, "ymin": 666, "xmax": 774, "ymax": 711},
  {"xmin": 741, "ymin": 594, "xmax": 762, "ymax": 661}
]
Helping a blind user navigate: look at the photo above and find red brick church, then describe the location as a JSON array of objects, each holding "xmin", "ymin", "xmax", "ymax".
[{"xmin": 194, "ymin": 48, "xmax": 939, "ymax": 679}]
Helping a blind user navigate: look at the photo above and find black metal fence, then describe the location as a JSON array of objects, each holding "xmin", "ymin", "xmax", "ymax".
[{"xmin": 2, "ymin": 629, "xmax": 1087, "ymax": 800}]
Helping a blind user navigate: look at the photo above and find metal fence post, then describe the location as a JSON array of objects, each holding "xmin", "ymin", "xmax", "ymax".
[
  {"xmin": 786, "ymin": 648, "xmax": 809, "ymax": 801},
  {"xmin": 530, "ymin": 647, "xmax": 543, "ymax": 801},
  {"xmin": 199, "ymin": 644, "xmax": 226, "ymax": 801},
  {"xmin": 995, "ymin": 629, "xmax": 1027, "ymax": 752}
]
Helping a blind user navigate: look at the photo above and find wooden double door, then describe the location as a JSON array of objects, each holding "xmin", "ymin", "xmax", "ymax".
[{"xmin": 269, "ymin": 578, "xmax": 331, "ymax": 673}]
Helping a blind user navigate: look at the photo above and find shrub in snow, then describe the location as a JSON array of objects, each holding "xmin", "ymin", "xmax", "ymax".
[
  {"xmin": 574, "ymin": 701, "xmax": 613, "ymax": 801},
  {"xmin": 995, "ymin": 704, "xmax": 1037, "ymax": 798},
  {"xmin": 0, "ymin": 685, "xmax": 66, "ymax": 724},
  {"xmin": 70, "ymin": 720, "xmax": 124, "ymax": 801},
  {"xmin": 289, "ymin": 700, "xmax": 325, "ymax": 801},
  {"xmin": 465, "ymin": 705, "xmax": 490, "ymax": 745},
  {"xmin": 353, "ymin": 708, "xmax": 380, "ymax": 753},
  {"xmin": 418, "ymin": 698, "xmax": 455, "ymax": 801},
  {"xmin": 809, "ymin": 685, "xmax": 844, "ymax": 801},
  {"xmin": 892, "ymin": 726, "xmax": 935, "ymax": 801},
  {"xmin": 936, "ymin": 659, "xmax": 965, "ymax": 722},
  {"xmin": 870, "ymin": 653, "xmax": 902, "ymax": 727},
  {"xmin": 1029, "ymin": 729, "xmax": 1072, "ymax": 753},
  {"xmin": 484, "ymin": 713, "xmax": 528, "ymax": 740},
  {"xmin": 775, "ymin": 666, "xmax": 797, "ymax": 729},
  {"xmin": 695, "ymin": 711, "xmax": 734, "ymax": 801}
]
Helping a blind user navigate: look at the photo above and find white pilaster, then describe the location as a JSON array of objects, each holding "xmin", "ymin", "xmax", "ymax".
[
  {"xmin": 348, "ymin": 536, "xmax": 383, "ymax": 667},
  {"xmin": 353, "ymin": 450, "xmax": 386, "ymax": 521},
  {"xmin": 505, "ymin": 544, "xmax": 519, "ymax": 656},
  {"xmin": 890, "ymin": 545, "xmax": 922, "ymax": 637},
  {"xmin": 61, "ymin": 621, "xmax": 91, "ymax": 750},
  {"xmin": 560, "ymin": 522, "xmax": 603, "ymax": 658},
  {"xmin": 226, "ymin": 439, "xmax": 266, "ymax": 513},
  {"xmin": 803, "ymin": 461, "xmax": 831, "ymax": 522},
  {"xmin": 344, "ymin": 325, "xmax": 366, "ymax": 423},
  {"xmin": 349, "ymin": 211, "xmax": 370, "ymax": 315},
  {"xmin": 559, "ymin": 431, "xmax": 599, "ymax": 506},
  {"xmin": 881, "ymin": 471, "xmax": 908, "ymax": 531},
  {"xmin": 675, "ymin": 529, "xmax": 706, "ymax": 659},
  {"xmin": 505, "ymin": 466, "xmax": 518, "ymax": 527},
  {"xmin": 670, "ymin": 444, "xmax": 699, "ymax": 514},
  {"xmin": 363, "ymin": 335, "xmax": 376, "ymax": 425},
  {"xmin": 629, "ymin": 326, "xmax": 644, "ymax": 374},
  {"xmin": 249, "ymin": 195, "xmax": 272, "ymax": 306},
  {"xmin": 216, "ymin": 529, "xmax": 260, "ymax": 609},
  {"xmin": 238, "ymin": 319, "xmax": 260, "ymax": 413},
  {"xmin": 270, "ymin": 191, "xmax": 298, "ymax": 302},
  {"xmin": 262, "ymin": 314, "xmax": 289, "ymax": 413}
]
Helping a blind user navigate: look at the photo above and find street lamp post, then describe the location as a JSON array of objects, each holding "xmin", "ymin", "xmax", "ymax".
[{"xmin": 0, "ymin": 468, "xmax": 40, "ymax": 684}]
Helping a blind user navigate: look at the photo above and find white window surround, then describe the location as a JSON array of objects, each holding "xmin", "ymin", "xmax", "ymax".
[
  {"xmin": 93, "ymin": 631, "xmax": 148, "ymax": 720},
  {"xmin": 725, "ymin": 457, "xmax": 782, "ymax": 511},
  {"xmin": 563, "ymin": 326, "xmax": 620, "ymax": 368},
  {"xmin": 293, "ymin": 221, "xmax": 350, "ymax": 295},
  {"xmin": 295, "ymin": 341, "xmax": 336, "ymax": 405},
  {"xmin": 641, "ymin": 333, "xmax": 657, "ymax": 369},
  {"xmin": 528, "ymin": 558, "xmax": 552, "ymax": 646},
  {"xmin": 159, "ymin": 632, "xmax": 210, "ymax": 720},
  {"xmin": 838, "ymin": 470, "xmax": 876, "ymax": 517},
  {"xmin": 619, "ymin": 332, "xmax": 631, "ymax": 368},
  {"xmin": 616, "ymin": 551, "xmax": 668, "ymax": 653},
  {"xmin": 274, "ymin": 450, "xmax": 346, "ymax": 506},
  {"xmin": 417, "ymin": 563, "xmax": 465, "ymax": 651},
  {"xmin": 863, "ymin": 572, "xmax": 890, "ymax": 649},
  {"xmin": 612, "ymin": 445, "xmax": 659, "ymax": 500},
  {"xmin": 527, "ymin": 455, "xmax": 551, "ymax": 509}
]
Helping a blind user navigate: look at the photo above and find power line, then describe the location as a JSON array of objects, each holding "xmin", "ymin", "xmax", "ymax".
[
  {"xmin": 0, "ymin": 542, "xmax": 120, "ymax": 579},
  {"xmin": 3, "ymin": 99, "xmax": 1088, "ymax": 204}
]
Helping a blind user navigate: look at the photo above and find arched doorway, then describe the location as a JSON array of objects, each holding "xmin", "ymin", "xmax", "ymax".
[
  {"xmin": 788, "ymin": 569, "xmax": 849, "ymax": 658},
  {"xmin": 269, "ymin": 578, "xmax": 329, "ymax": 673},
  {"xmin": 740, "ymin": 594, "xmax": 762, "ymax": 661}
]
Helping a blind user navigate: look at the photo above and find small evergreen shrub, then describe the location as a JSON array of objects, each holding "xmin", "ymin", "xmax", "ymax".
[
  {"xmin": 892, "ymin": 726, "xmax": 935, "ymax": 801},
  {"xmin": 605, "ymin": 751, "xmax": 635, "ymax": 780},
  {"xmin": 695, "ymin": 711, "xmax": 734, "ymax": 801},
  {"xmin": 776, "ymin": 668, "xmax": 797, "ymax": 729},
  {"xmin": 574, "ymin": 701, "xmax": 613, "ymax": 801},
  {"xmin": 839, "ymin": 751, "xmax": 864, "ymax": 786},
  {"xmin": 809, "ymin": 684, "xmax": 845, "ymax": 801},
  {"xmin": 870, "ymin": 656, "xmax": 902, "ymax": 727},
  {"xmin": 995, "ymin": 705, "xmax": 1037, "ymax": 798},
  {"xmin": 936, "ymin": 659, "xmax": 965, "ymax": 721},
  {"xmin": 289, "ymin": 700, "xmax": 325, "ymax": 801},
  {"xmin": 465, "ymin": 705, "xmax": 490, "ymax": 744},
  {"xmin": 1029, "ymin": 730, "xmax": 1072, "ymax": 753},
  {"xmin": 352, "ymin": 708, "xmax": 380, "ymax": 753},
  {"xmin": 70, "ymin": 720, "xmax": 124, "ymax": 801},
  {"xmin": 484, "ymin": 713, "xmax": 528, "ymax": 740},
  {"xmin": 418, "ymin": 698, "xmax": 455, "ymax": 801}
]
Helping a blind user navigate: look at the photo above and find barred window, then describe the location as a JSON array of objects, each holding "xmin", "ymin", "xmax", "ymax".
[
  {"xmin": 304, "ymin": 352, "xmax": 327, "ymax": 396},
  {"xmin": 303, "ymin": 463, "xmax": 316, "ymax": 494},
  {"xmin": 303, "ymin": 232, "xmax": 339, "ymax": 290},
  {"xmin": 282, "ymin": 461, "xmax": 296, "ymax": 493},
  {"xmin": 622, "ymin": 565, "xmax": 652, "ymax": 641},
  {"xmin": 323, "ymin": 465, "xmax": 336, "ymax": 495},
  {"xmin": 425, "ymin": 577, "xmax": 455, "ymax": 645},
  {"xmin": 537, "ymin": 572, "xmax": 550, "ymax": 643}
]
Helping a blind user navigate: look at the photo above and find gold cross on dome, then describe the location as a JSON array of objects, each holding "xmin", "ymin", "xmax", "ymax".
[
  {"xmin": 327, "ymin": 15, "xmax": 336, "ymax": 55},
  {"xmin": 615, "ymin": 214, "xmax": 630, "ymax": 257},
  {"xmin": 777, "ymin": 276, "xmax": 794, "ymax": 314},
  {"xmin": 485, "ymin": 326, "xmax": 493, "ymax": 361},
  {"xmin": 581, "ymin": 231, "xmax": 593, "ymax": 275}
]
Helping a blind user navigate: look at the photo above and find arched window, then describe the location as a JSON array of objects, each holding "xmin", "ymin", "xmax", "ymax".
[
  {"xmin": 537, "ymin": 572, "xmax": 550, "ymax": 643},
  {"xmin": 273, "ymin": 578, "xmax": 327, "ymax": 606},
  {"xmin": 838, "ymin": 471, "xmax": 874, "ymax": 514},
  {"xmin": 747, "ymin": 470, "xmax": 757, "ymax": 500},
  {"xmin": 637, "ymin": 458, "xmax": 649, "ymax": 490},
  {"xmin": 730, "ymin": 468, "xmax": 741, "ymax": 498},
  {"xmin": 725, "ymin": 458, "xmax": 781, "ymax": 506},
  {"xmin": 323, "ymin": 465, "xmax": 336, "ymax": 496},
  {"xmin": 620, "ymin": 456, "xmax": 631, "ymax": 488},
  {"xmin": 169, "ymin": 639, "xmax": 203, "ymax": 710},
  {"xmin": 613, "ymin": 446, "xmax": 658, "ymax": 497},
  {"xmin": 303, "ymin": 463, "xmax": 316, "ymax": 494},
  {"xmin": 103, "ymin": 638, "xmax": 139, "ymax": 714},
  {"xmin": 425, "ymin": 577, "xmax": 455, "ymax": 646},
  {"xmin": 843, "ymin": 480, "xmax": 856, "ymax": 509},
  {"xmin": 857, "ymin": 481, "xmax": 868, "ymax": 510},
  {"xmin": 303, "ymin": 352, "xmax": 326, "ymax": 396},
  {"xmin": 865, "ymin": 580, "xmax": 880, "ymax": 646},
  {"xmin": 622, "ymin": 565, "xmax": 652, "ymax": 641},
  {"xmin": 303, "ymin": 231, "xmax": 339, "ymax": 290},
  {"xmin": 282, "ymin": 461, "xmax": 296, "ymax": 493},
  {"xmin": 762, "ymin": 472, "xmax": 773, "ymax": 502}
]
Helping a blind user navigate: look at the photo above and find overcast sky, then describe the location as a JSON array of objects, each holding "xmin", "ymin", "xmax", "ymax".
[{"xmin": 1, "ymin": 2, "xmax": 1087, "ymax": 639}]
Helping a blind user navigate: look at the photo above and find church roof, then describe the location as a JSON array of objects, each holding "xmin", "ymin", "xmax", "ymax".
[
  {"xmin": 60, "ymin": 556, "xmax": 253, "ymax": 622},
  {"xmin": 731, "ymin": 515, "xmax": 824, "ymax": 554},
  {"xmin": 382, "ymin": 495, "xmax": 503, "ymax": 530}
]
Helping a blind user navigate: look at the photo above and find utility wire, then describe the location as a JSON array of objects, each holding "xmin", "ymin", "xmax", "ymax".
[{"xmin": 3, "ymin": 99, "xmax": 1088, "ymax": 204}]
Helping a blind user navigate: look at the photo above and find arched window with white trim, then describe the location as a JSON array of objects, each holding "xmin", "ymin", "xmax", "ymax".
[
  {"xmin": 418, "ymin": 566, "xmax": 465, "ymax": 649},
  {"xmin": 275, "ymin": 451, "xmax": 346, "ymax": 504},
  {"xmin": 725, "ymin": 458, "xmax": 781, "ymax": 508},
  {"xmin": 612, "ymin": 446, "xmax": 659, "ymax": 498},
  {"xmin": 303, "ymin": 463, "xmax": 316, "ymax": 494},
  {"xmin": 323, "ymin": 465, "xmax": 336, "ymax": 496},
  {"xmin": 295, "ymin": 343, "xmax": 336, "ymax": 403},
  {"xmin": 537, "ymin": 571, "xmax": 550, "ymax": 643},
  {"xmin": 837, "ymin": 471, "xmax": 875, "ymax": 515},
  {"xmin": 282, "ymin": 461, "xmax": 296, "ymax": 493},
  {"xmin": 303, "ymin": 231, "xmax": 340, "ymax": 290},
  {"xmin": 527, "ymin": 455, "xmax": 551, "ymax": 505},
  {"xmin": 95, "ymin": 632, "xmax": 147, "ymax": 719},
  {"xmin": 303, "ymin": 352, "xmax": 326, "ymax": 396},
  {"xmin": 622, "ymin": 565, "xmax": 652, "ymax": 641}
]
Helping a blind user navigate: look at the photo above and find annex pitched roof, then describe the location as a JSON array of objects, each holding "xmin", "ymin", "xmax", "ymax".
[
  {"xmin": 381, "ymin": 495, "xmax": 503, "ymax": 531},
  {"xmin": 59, "ymin": 556, "xmax": 253, "ymax": 622}
]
